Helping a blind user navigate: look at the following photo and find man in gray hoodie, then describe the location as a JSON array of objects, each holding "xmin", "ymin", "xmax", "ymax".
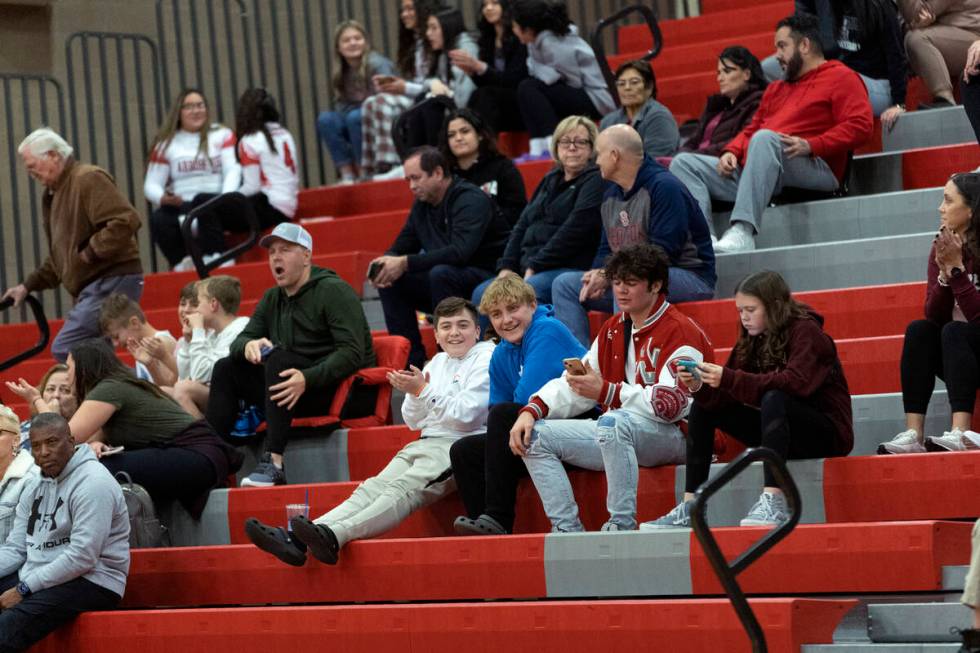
[{"xmin": 0, "ymin": 413, "xmax": 129, "ymax": 653}]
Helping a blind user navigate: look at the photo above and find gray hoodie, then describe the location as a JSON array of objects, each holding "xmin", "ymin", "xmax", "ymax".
[
  {"xmin": 526, "ymin": 28, "xmax": 616, "ymax": 116},
  {"xmin": 0, "ymin": 445, "xmax": 129, "ymax": 598}
]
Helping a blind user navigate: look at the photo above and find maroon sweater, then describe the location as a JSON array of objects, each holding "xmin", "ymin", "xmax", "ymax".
[
  {"xmin": 924, "ymin": 243, "xmax": 980, "ymax": 324},
  {"xmin": 695, "ymin": 312, "xmax": 853, "ymax": 456}
]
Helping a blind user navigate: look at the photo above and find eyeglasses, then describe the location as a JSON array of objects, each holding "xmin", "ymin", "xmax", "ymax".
[
  {"xmin": 181, "ymin": 101, "xmax": 206, "ymax": 111},
  {"xmin": 615, "ymin": 78, "xmax": 645, "ymax": 89},
  {"xmin": 557, "ymin": 138, "xmax": 592, "ymax": 149}
]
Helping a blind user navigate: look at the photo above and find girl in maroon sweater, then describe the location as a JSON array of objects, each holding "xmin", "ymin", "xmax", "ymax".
[
  {"xmin": 879, "ymin": 172, "xmax": 980, "ymax": 454},
  {"xmin": 643, "ymin": 270, "xmax": 853, "ymax": 529}
]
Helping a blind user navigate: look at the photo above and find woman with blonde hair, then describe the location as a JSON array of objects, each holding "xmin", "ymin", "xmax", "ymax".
[
  {"xmin": 316, "ymin": 20, "xmax": 396, "ymax": 184},
  {"xmin": 0, "ymin": 405, "xmax": 36, "ymax": 543},
  {"xmin": 144, "ymin": 88, "xmax": 240, "ymax": 271}
]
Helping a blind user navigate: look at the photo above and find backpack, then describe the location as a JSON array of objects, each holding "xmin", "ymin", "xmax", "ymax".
[{"xmin": 115, "ymin": 472, "xmax": 168, "ymax": 548}]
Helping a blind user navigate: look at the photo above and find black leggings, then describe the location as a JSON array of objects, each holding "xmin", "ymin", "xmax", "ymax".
[
  {"xmin": 449, "ymin": 402, "xmax": 528, "ymax": 532},
  {"xmin": 962, "ymin": 74, "xmax": 980, "ymax": 147},
  {"xmin": 902, "ymin": 318, "xmax": 980, "ymax": 414},
  {"xmin": 100, "ymin": 446, "xmax": 216, "ymax": 505},
  {"xmin": 684, "ymin": 389, "xmax": 841, "ymax": 491},
  {"xmin": 516, "ymin": 78, "xmax": 601, "ymax": 137},
  {"xmin": 469, "ymin": 85, "xmax": 525, "ymax": 134},
  {"xmin": 150, "ymin": 193, "xmax": 228, "ymax": 266}
]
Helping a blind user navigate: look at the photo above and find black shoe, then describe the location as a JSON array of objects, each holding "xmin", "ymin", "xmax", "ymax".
[
  {"xmin": 244, "ymin": 518, "xmax": 307, "ymax": 566},
  {"xmin": 453, "ymin": 514, "xmax": 508, "ymax": 536},
  {"xmin": 956, "ymin": 627, "xmax": 980, "ymax": 652},
  {"xmin": 290, "ymin": 515, "xmax": 340, "ymax": 565}
]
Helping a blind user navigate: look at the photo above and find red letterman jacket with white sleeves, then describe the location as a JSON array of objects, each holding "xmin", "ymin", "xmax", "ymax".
[{"xmin": 521, "ymin": 296, "xmax": 714, "ymax": 423}]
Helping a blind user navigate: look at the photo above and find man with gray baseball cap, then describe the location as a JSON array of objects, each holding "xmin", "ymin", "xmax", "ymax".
[{"xmin": 206, "ymin": 222, "xmax": 376, "ymax": 486}]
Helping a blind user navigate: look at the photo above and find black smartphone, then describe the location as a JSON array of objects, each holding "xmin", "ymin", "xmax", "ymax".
[{"xmin": 368, "ymin": 261, "xmax": 384, "ymax": 280}]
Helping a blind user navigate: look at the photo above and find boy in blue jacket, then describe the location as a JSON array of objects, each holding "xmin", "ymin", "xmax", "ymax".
[{"xmin": 450, "ymin": 273, "xmax": 585, "ymax": 535}]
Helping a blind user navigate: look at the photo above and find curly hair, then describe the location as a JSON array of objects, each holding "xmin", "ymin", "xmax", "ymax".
[
  {"xmin": 731, "ymin": 270, "xmax": 813, "ymax": 371},
  {"xmin": 603, "ymin": 242, "xmax": 670, "ymax": 294},
  {"xmin": 235, "ymin": 88, "xmax": 281, "ymax": 160}
]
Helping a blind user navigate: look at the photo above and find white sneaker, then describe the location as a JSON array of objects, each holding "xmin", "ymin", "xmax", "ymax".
[
  {"xmin": 740, "ymin": 491, "xmax": 789, "ymax": 527},
  {"xmin": 714, "ymin": 222, "xmax": 755, "ymax": 253},
  {"xmin": 203, "ymin": 252, "xmax": 235, "ymax": 268},
  {"xmin": 877, "ymin": 428, "xmax": 926, "ymax": 455},
  {"xmin": 172, "ymin": 255, "xmax": 194, "ymax": 272},
  {"xmin": 925, "ymin": 428, "xmax": 980, "ymax": 452},
  {"xmin": 373, "ymin": 165, "xmax": 404, "ymax": 181}
]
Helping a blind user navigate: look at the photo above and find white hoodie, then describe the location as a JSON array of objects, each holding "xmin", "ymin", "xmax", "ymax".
[
  {"xmin": 176, "ymin": 316, "xmax": 250, "ymax": 382},
  {"xmin": 401, "ymin": 340, "xmax": 495, "ymax": 439},
  {"xmin": 0, "ymin": 450, "xmax": 37, "ymax": 545}
]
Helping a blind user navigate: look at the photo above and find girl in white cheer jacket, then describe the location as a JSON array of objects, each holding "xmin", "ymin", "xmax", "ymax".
[{"xmin": 243, "ymin": 298, "xmax": 494, "ymax": 567}]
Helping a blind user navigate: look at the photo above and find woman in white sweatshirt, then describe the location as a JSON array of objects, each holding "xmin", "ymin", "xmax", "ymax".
[
  {"xmin": 0, "ymin": 406, "xmax": 36, "ymax": 544},
  {"xmin": 144, "ymin": 88, "xmax": 241, "ymax": 271},
  {"xmin": 244, "ymin": 297, "xmax": 495, "ymax": 567}
]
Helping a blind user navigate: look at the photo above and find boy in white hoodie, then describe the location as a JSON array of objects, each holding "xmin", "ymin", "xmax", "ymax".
[
  {"xmin": 172, "ymin": 275, "xmax": 250, "ymax": 418},
  {"xmin": 244, "ymin": 296, "xmax": 494, "ymax": 566},
  {"xmin": 0, "ymin": 413, "xmax": 129, "ymax": 652}
]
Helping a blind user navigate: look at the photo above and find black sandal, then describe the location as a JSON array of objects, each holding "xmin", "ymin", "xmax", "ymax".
[
  {"xmin": 244, "ymin": 518, "xmax": 307, "ymax": 567},
  {"xmin": 453, "ymin": 514, "xmax": 507, "ymax": 536},
  {"xmin": 290, "ymin": 516, "xmax": 340, "ymax": 565}
]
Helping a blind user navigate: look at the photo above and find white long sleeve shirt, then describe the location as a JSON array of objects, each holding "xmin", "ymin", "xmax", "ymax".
[
  {"xmin": 144, "ymin": 126, "xmax": 241, "ymax": 205},
  {"xmin": 400, "ymin": 340, "xmax": 494, "ymax": 439},
  {"xmin": 175, "ymin": 316, "xmax": 250, "ymax": 382}
]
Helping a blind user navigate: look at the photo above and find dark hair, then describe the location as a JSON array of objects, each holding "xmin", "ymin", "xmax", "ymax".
[
  {"xmin": 29, "ymin": 412, "xmax": 70, "ymax": 439},
  {"xmin": 434, "ymin": 296, "xmax": 480, "ymax": 324},
  {"xmin": 604, "ymin": 243, "xmax": 670, "ymax": 294},
  {"xmin": 438, "ymin": 108, "xmax": 500, "ymax": 168},
  {"xmin": 397, "ymin": 0, "xmax": 442, "ymax": 76},
  {"xmin": 235, "ymin": 88, "xmax": 281, "ymax": 160},
  {"xmin": 179, "ymin": 280, "xmax": 199, "ymax": 306},
  {"xmin": 511, "ymin": 0, "xmax": 571, "ymax": 37},
  {"xmin": 615, "ymin": 59, "xmax": 657, "ymax": 99},
  {"xmin": 717, "ymin": 45, "xmax": 768, "ymax": 92},
  {"xmin": 407, "ymin": 145, "xmax": 449, "ymax": 176},
  {"xmin": 69, "ymin": 339, "xmax": 176, "ymax": 405},
  {"xmin": 427, "ymin": 8, "xmax": 468, "ymax": 77},
  {"xmin": 776, "ymin": 14, "xmax": 823, "ymax": 55},
  {"xmin": 732, "ymin": 270, "xmax": 812, "ymax": 371},
  {"xmin": 477, "ymin": 0, "xmax": 516, "ymax": 63},
  {"xmin": 950, "ymin": 172, "xmax": 980, "ymax": 261},
  {"xmin": 829, "ymin": 0, "xmax": 887, "ymax": 41}
]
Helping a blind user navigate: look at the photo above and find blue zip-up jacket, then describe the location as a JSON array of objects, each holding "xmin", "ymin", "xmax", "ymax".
[
  {"xmin": 489, "ymin": 305, "xmax": 586, "ymax": 406},
  {"xmin": 593, "ymin": 156, "xmax": 716, "ymax": 288}
]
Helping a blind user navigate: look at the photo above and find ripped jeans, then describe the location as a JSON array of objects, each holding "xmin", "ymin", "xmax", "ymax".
[{"xmin": 522, "ymin": 409, "xmax": 686, "ymax": 532}]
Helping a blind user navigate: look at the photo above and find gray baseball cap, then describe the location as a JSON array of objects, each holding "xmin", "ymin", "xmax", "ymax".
[{"xmin": 259, "ymin": 222, "xmax": 313, "ymax": 250}]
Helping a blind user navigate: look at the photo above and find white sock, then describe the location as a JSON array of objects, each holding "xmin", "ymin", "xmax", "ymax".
[{"xmin": 529, "ymin": 136, "xmax": 551, "ymax": 156}]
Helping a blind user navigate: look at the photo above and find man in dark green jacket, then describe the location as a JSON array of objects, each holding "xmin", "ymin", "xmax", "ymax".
[{"xmin": 206, "ymin": 223, "xmax": 375, "ymax": 487}]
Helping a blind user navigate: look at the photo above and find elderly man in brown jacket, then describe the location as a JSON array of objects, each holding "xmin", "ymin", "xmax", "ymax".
[{"xmin": 1, "ymin": 127, "xmax": 144, "ymax": 361}]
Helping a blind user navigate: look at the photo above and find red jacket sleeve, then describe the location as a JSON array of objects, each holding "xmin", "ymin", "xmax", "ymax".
[
  {"xmin": 806, "ymin": 68, "xmax": 873, "ymax": 160},
  {"xmin": 722, "ymin": 85, "xmax": 776, "ymax": 162}
]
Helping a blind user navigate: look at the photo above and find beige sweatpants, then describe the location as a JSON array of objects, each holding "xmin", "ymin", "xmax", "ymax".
[
  {"xmin": 905, "ymin": 24, "xmax": 980, "ymax": 98},
  {"xmin": 962, "ymin": 518, "xmax": 980, "ymax": 608}
]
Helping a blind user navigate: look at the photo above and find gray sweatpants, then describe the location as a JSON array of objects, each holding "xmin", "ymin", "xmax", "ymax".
[
  {"xmin": 669, "ymin": 128, "xmax": 838, "ymax": 235},
  {"xmin": 52, "ymin": 274, "xmax": 144, "ymax": 362}
]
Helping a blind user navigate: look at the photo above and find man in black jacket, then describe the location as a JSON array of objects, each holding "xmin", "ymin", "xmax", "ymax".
[{"xmin": 371, "ymin": 146, "xmax": 510, "ymax": 368}]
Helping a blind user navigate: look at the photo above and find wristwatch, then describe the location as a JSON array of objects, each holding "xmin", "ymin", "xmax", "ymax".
[
  {"xmin": 951, "ymin": 266, "xmax": 964, "ymax": 279},
  {"xmin": 16, "ymin": 581, "xmax": 31, "ymax": 598}
]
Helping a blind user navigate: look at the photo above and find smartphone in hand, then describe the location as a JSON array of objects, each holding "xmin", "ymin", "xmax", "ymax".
[
  {"xmin": 677, "ymin": 359, "xmax": 701, "ymax": 380},
  {"xmin": 368, "ymin": 260, "xmax": 385, "ymax": 281},
  {"xmin": 563, "ymin": 358, "xmax": 587, "ymax": 376},
  {"xmin": 101, "ymin": 445, "xmax": 125, "ymax": 457}
]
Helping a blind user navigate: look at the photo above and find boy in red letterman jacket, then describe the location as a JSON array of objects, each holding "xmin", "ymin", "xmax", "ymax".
[{"xmin": 509, "ymin": 243, "xmax": 713, "ymax": 532}]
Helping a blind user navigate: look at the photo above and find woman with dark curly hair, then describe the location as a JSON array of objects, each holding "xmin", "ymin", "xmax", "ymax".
[
  {"xmin": 438, "ymin": 108, "xmax": 526, "ymax": 226},
  {"xmin": 449, "ymin": 0, "xmax": 528, "ymax": 133},
  {"xmin": 235, "ymin": 88, "xmax": 300, "ymax": 230},
  {"xmin": 880, "ymin": 172, "xmax": 980, "ymax": 455},
  {"xmin": 644, "ymin": 270, "xmax": 853, "ymax": 530}
]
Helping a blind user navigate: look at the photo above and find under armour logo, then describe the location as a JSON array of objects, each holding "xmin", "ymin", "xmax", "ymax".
[{"xmin": 26, "ymin": 496, "xmax": 64, "ymax": 536}]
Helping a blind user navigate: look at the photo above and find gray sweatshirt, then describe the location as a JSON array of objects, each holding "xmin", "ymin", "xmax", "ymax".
[
  {"xmin": 526, "ymin": 28, "xmax": 616, "ymax": 116},
  {"xmin": 0, "ymin": 445, "xmax": 129, "ymax": 597}
]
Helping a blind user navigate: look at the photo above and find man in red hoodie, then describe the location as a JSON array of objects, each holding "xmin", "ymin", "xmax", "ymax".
[{"xmin": 669, "ymin": 14, "xmax": 873, "ymax": 253}]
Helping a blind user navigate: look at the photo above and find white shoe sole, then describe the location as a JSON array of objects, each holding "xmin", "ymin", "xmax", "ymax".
[
  {"xmin": 240, "ymin": 478, "xmax": 277, "ymax": 488},
  {"xmin": 638, "ymin": 522, "xmax": 691, "ymax": 531}
]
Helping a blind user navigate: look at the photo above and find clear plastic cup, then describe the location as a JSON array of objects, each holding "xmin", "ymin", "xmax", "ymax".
[{"xmin": 285, "ymin": 503, "xmax": 309, "ymax": 531}]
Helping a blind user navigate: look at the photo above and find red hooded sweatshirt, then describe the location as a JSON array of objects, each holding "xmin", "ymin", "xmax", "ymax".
[{"xmin": 723, "ymin": 60, "xmax": 873, "ymax": 182}]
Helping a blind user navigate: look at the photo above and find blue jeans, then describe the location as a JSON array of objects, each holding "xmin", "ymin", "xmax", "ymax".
[
  {"xmin": 522, "ymin": 409, "xmax": 686, "ymax": 532},
  {"xmin": 471, "ymin": 268, "xmax": 579, "ymax": 331},
  {"xmin": 551, "ymin": 268, "xmax": 714, "ymax": 347},
  {"xmin": 317, "ymin": 107, "xmax": 362, "ymax": 168}
]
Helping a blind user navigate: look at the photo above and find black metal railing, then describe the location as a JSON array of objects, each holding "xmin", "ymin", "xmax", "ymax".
[
  {"xmin": 589, "ymin": 4, "xmax": 664, "ymax": 107},
  {"xmin": 0, "ymin": 296, "xmax": 50, "ymax": 372},
  {"xmin": 689, "ymin": 447, "xmax": 802, "ymax": 653},
  {"xmin": 181, "ymin": 192, "xmax": 260, "ymax": 278}
]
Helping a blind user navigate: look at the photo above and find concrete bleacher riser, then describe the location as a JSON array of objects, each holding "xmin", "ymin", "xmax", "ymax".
[
  {"xmin": 868, "ymin": 603, "xmax": 973, "ymax": 643},
  {"xmin": 881, "ymin": 107, "xmax": 974, "ymax": 152},
  {"xmin": 715, "ymin": 232, "xmax": 932, "ymax": 297}
]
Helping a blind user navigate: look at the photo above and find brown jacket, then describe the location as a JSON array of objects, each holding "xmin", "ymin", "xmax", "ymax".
[
  {"xmin": 899, "ymin": 0, "xmax": 980, "ymax": 32},
  {"xmin": 24, "ymin": 158, "xmax": 143, "ymax": 298}
]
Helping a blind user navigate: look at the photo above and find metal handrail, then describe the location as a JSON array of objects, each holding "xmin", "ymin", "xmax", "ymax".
[
  {"xmin": 689, "ymin": 447, "xmax": 802, "ymax": 653},
  {"xmin": 589, "ymin": 4, "xmax": 664, "ymax": 107},
  {"xmin": 0, "ymin": 296, "xmax": 50, "ymax": 372},
  {"xmin": 180, "ymin": 192, "xmax": 260, "ymax": 279}
]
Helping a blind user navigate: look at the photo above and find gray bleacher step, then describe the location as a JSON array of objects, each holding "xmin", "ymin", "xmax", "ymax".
[
  {"xmin": 851, "ymin": 391, "xmax": 949, "ymax": 457},
  {"xmin": 944, "ymin": 566, "xmax": 969, "ymax": 592},
  {"xmin": 851, "ymin": 150, "xmax": 909, "ymax": 197},
  {"xmin": 714, "ymin": 231, "xmax": 932, "ymax": 297},
  {"xmin": 236, "ymin": 429, "xmax": 351, "ymax": 486},
  {"xmin": 881, "ymin": 105, "xmax": 973, "ymax": 152},
  {"xmin": 804, "ymin": 644, "xmax": 962, "ymax": 652},
  {"xmin": 869, "ymin": 602, "xmax": 972, "ymax": 643},
  {"xmin": 363, "ymin": 281, "xmax": 379, "ymax": 300},
  {"xmin": 361, "ymin": 297, "xmax": 386, "ymax": 331},
  {"xmin": 741, "ymin": 188, "xmax": 942, "ymax": 251}
]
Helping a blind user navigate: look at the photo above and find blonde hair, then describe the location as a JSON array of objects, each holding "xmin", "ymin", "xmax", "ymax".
[
  {"xmin": 551, "ymin": 115, "xmax": 598, "ymax": 160},
  {"xmin": 478, "ymin": 273, "xmax": 537, "ymax": 315},
  {"xmin": 0, "ymin": 404, "xmax": 20, "ymax": 434}
]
